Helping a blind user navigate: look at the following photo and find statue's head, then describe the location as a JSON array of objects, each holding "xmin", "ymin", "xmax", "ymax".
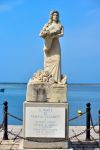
[{"xmin": 49, "ymin": 10, "xmax": 60, "ymax": 23}]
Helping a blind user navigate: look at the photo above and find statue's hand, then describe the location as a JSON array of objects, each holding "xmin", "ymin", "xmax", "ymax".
[
  {"xmin": 40, "ymin": 31, "xmax": 47, "ymax": 38},
  {"xmin": 46, "ymin": 30, "xmax": 50, "ymax": 35},
  {"xmin": 49, "ymin": 30, "xmax": 61, "ymax": 38}
]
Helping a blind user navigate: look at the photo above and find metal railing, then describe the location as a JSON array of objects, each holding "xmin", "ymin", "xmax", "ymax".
[{"xmin": 0, "ymin": 101, "xmax": 99, "ymax": 148}]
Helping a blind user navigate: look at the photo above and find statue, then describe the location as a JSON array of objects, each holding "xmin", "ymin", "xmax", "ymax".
[
  {"xmin": 26, "ymin": 11, "xmax": 67, "ymax": 102},
  {"xmin": 39, "ymin": 10, "xmax": 64, "ymax": 84},
  {"xmin": 23, "ymin": 11, "xmax": 68, "ymax": 150}
]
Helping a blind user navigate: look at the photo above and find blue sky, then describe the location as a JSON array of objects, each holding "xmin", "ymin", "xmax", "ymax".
[{"xmin": 0, "ymin": 0, "xmax": 100, "ymax": 83}]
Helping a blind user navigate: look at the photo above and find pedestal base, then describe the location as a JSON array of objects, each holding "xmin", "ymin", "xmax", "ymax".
[
  {"xmin": 19, "ymin": 140, "xmax": 73, "ymax": 150},
  {"xmin": 26, "ymin": 80, "xmax": 67, "ymax": 103},
  {"xmin": 23, "ymin": 102, "xmax": 69, "ymax": 149}
]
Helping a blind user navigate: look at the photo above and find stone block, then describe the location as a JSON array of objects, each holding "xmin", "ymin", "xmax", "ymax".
[
  {"xmin": 23, "ymin": 102, "xmax": 69, "ymax": 149},
  {"xmin": 26, "ymin": 79, "xmax": 67, "ymax": 102}
]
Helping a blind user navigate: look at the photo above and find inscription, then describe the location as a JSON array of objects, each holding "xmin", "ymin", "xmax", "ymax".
[{"xmin": 25, "ymin": 107, "xmax": 65, "ymax": 138}]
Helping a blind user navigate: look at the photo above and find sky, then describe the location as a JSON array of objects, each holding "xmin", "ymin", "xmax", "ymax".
[{"xmin": 0, "ymin": 0, "xmax": 100, "ymax": 83}]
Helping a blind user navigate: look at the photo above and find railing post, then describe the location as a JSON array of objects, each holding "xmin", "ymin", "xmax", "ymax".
[
  {"xmin": 86, "ymin": 103, "xmax": 91, "ymax": 141},
  {"xmin": 3, "ymin": 101, "xmax": 8, "ymax": 140},
  {"xmin": 99, "ymin": 110, "xmax": 100, "ymax": 147}
]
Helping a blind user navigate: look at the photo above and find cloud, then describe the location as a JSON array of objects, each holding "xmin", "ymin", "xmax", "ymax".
[{"xmin": 0, "ymin": 0, "xmax": 23, "ymax": 12}]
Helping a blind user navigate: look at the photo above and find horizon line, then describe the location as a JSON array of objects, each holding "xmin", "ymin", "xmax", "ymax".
[{"xmin": 0, "ymin": 82, "xmax": 100, "ymax": 86}]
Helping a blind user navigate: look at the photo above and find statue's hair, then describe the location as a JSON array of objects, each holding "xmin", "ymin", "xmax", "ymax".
[
  {"xmin": 43, "ymin": 10, "xmax": 61, "ymax": 30},
  {"xmin": 48, "ymin": 10, "xmax": 60, "ymax": 24}
]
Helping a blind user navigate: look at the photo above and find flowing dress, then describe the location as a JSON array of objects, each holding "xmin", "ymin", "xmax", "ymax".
[{"xmin": 40, "ymin": 22, "xmax": 63, "ymax": 83}]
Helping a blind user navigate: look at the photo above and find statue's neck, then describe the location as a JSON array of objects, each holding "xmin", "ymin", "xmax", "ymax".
[{"xmin": 52, "ymin": 21, "xmax": 57, "ymax": 24}]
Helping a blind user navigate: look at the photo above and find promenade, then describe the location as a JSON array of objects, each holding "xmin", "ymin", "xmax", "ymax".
[{"xmin": 0, "ymin": 125, "xmax": 99, "ymax": 150}]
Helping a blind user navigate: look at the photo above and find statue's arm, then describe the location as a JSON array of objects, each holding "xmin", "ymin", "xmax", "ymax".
[
  {"xmin": 50, "ymin": 26, "xmax": 64, "ymax": 39},
  {"xmin": 39, "ymin": 24, "xmax": 64, "ymax": 39},
  {"xmin": 58, "ymin": 26, "xmax": 64, "ymax": 37}
]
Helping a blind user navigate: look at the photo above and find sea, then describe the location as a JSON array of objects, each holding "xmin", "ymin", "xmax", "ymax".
[{"xmin": 0, "ymin": 83, "xmax": 100, "ymax": 126}]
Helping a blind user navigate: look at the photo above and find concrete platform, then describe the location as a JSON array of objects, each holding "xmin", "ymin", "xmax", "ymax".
[{"xmin": 18, "ymin": 140, "xmax": 73, "ymax": 150}]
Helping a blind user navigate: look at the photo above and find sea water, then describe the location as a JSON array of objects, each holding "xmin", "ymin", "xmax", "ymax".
[{"xmin": 0, "ymin": 83, "xmax": 100, "ymax": 125}]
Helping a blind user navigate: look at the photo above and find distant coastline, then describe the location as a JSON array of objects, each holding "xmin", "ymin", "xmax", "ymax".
[
  {"xmin": 0, "ymin": 83, "xmax": 27, "ymax": 84},
  {"xmin": 0, "ymin": 82, "xmax": 100, "ymax": 86},
  {"xmin": 68, "ymin": 83, "xmax": 100, "ymax": 86}
]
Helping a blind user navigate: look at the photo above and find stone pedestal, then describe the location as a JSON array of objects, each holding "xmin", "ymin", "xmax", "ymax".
[
  {"xmin": 26, "ymin": 79, "xmax": 67, "ymax": 103},
  {"xmin": 23, "ymin": 102, "xmax": 69, "ymax": 149}
]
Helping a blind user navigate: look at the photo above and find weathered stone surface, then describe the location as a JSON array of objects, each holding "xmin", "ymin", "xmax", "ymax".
[
  {"xmin": 26, "ymin": 79, "xmax": 67, "ymax": 102},
  {"xmin": 23, "ymin": 140, "xmax": 69, "ymax": 149},
  {"xmin": 48, "ymin": 83, "xmax": 67, "ymax": 102},
  {"xmin": 26, "ymin": 80, "xmax": 47, "ymax": 102}
]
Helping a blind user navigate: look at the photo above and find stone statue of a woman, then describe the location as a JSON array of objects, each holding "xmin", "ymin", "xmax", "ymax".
[
  {"xmin": 26, "ymin": 11, "xmax": 67, "ymax": 102},
  {"xmin": 40, "ymin": 10, "xmax": 64, "ymax": 83}
]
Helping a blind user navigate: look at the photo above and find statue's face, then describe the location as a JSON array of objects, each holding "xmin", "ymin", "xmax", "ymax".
[{"xmin": 52, "ymin": 13, "xmax": 58, "ymax": 22}]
